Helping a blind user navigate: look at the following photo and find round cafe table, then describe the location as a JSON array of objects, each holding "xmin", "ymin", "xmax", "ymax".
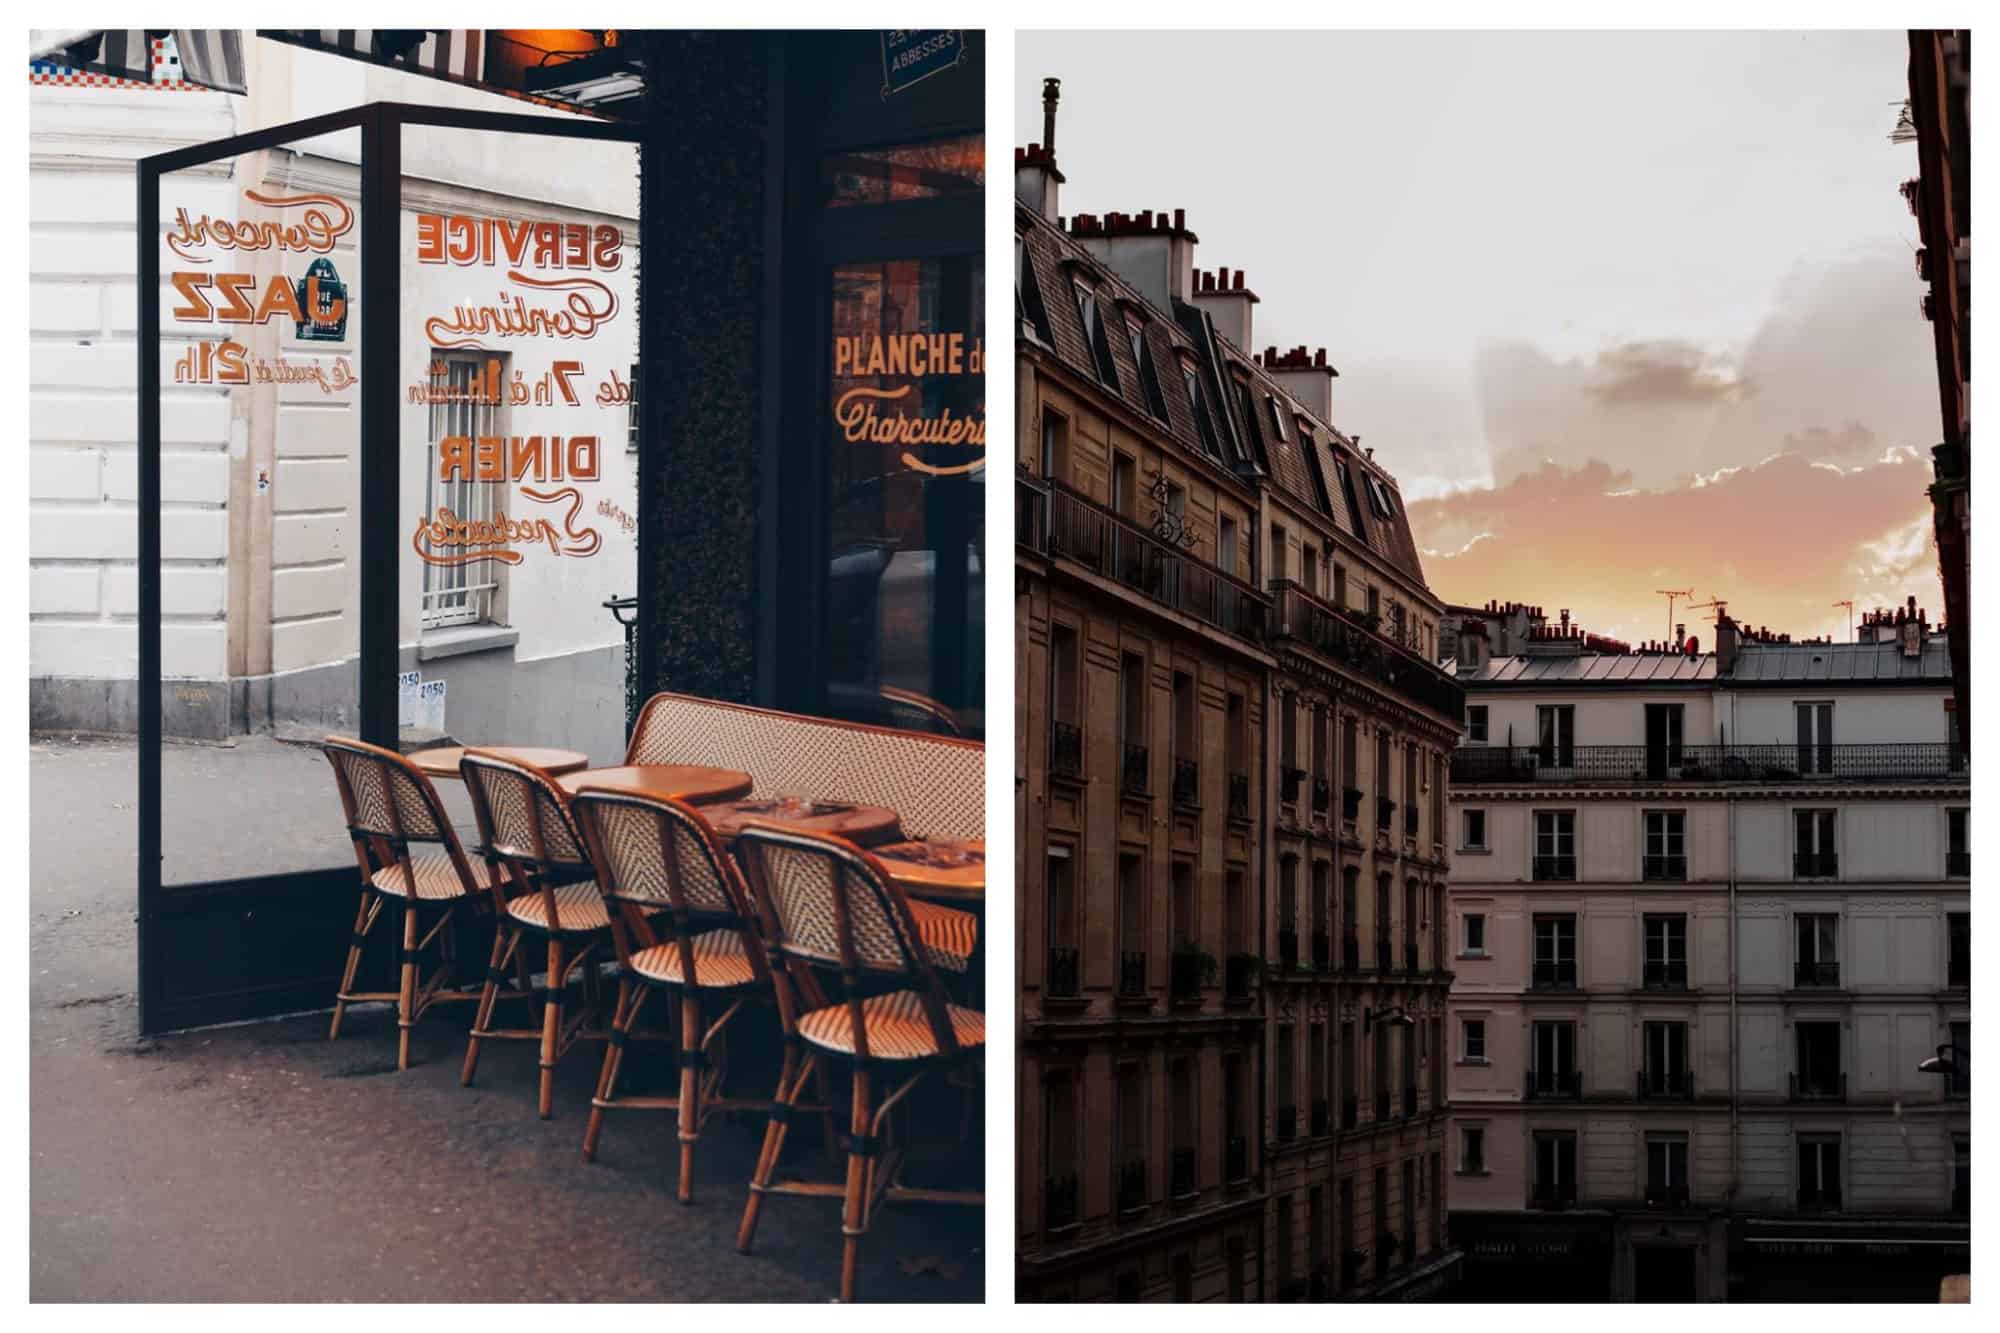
[
  {"xmin": 703, "ymin": 796, "xmax": 902, "ymax": 848},
  {"xmin": 557, "ymin": 764, "xmax": 754, "ymax": 805},
  {"xmin": 411, "ymin": 745, "xmax": 590, "ymax": 780},
  {"xmin": 868, "ymin": 838, "xmax": 985, "ymax": 906}
]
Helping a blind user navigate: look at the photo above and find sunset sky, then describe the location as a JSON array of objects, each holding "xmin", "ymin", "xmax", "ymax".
[{"xmin": 1015, "ymin": 29, "xmax": 1942, "ymax": 646}]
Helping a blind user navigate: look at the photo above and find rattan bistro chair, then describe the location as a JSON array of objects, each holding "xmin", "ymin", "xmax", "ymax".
[
  {"xmin": 459, "ymin": 749, "xmax": 614, "ymax": 1119},
  {"xmin": 731, "ymin": 824, "xmax": 984, "ymax": 1304},
  {"xmin": 321, "ymin": 737, "xmax": 491, "ymax": 1069},
  {"xmin": 570, "ymin": 788, "xmax": 802, "ymax": 1201}
]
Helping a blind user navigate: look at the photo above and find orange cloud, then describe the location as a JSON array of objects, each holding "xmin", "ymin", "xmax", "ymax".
[{"xmin": 1409, "ymin": 452, "xmax": 1937, "ymax": 645}]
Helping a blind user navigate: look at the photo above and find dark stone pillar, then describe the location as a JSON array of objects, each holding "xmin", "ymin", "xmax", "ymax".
[{"xmin": 635, "ymin": 32, "xmax": 774, "ymax": 705}]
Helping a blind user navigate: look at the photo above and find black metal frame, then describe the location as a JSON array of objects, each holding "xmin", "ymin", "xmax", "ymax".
[{"xmin": 137, "ymin": 102, "xmax": 640, "ymax": 1034}]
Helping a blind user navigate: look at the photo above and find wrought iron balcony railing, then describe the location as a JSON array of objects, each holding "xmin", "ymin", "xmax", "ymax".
[
  {"xmin": 1642, "ymin": 854, "xmax": 1688, "ymax": 882},
  {"xmin": 1017, "ymin": 472, "xmax": 1049, "ymax": 551},
  {"xmin": 1267, "ymin": 580, "xmax": 1466, "ymax": 722},
  {"xmin": 1453, "ymin": 742, "xmax": 1967, "ymax": 787},
  {"xmin": 1790, "ymin": 1072, "xmax": 1847, "ymax": 1103},
  {"xmin": 1793, "ymin": 960, "xmax": 1841, "ymax": 988},
  {"xmin": 1342, "ymin": 786, "xmax": 1362, "ymax": 823},
  {"xmin": 1227, "ymin": 771, "xmax": 1250, "ymax": 821},
  {"xmin": 1531, "ymin": 1180, "xmax": 1578, "ymax": 1210},
  {"xmin": 1171, "ymin": 757, "xmax": 1199, "ymax": 808},
  {"xmin": 1121, "ymin": 742, "xmax": 1149, "ymax": 796},
  {"xmin": 1117, "ymin": 950, "xmax": 1147, "ymax": 997},
  {"xmin": 1643, "ymin": 959, "xmax": 1689, "ymax": 990},
  {"xmin": 1049, "ymin": 721, "xmax": 1082, "ymax": 780},
  {"xmin": 1531, "ymin": 960, "xmax": 1578, "ymax": 990},
  {"xmin": 1794, "ymin": 851, "xmax": 1839, "ymax": 879},
  {"xmin": 1526, "ymin": 1068, "xmax": 1583, "ymax": 1100},
  {"xmin": 1637, "ymin": 1068, "xmax": 1694, "ymax": 1100},
  {"xmin": 1046, "ymin": 946, "xmax": 1080, "ymax": 998},
  {"xmin": 1044, "ymin": 480, "xmax": 1271, "ymax": 644}
]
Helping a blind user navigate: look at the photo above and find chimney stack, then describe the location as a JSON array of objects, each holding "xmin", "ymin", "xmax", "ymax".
[
  {"xmin": 1191, "ymin": 265, "xmax": 1259, "ymax": 351},
  {"xmin": 1014, "ymin": 77, "xmax": 1067, "ymax": 220},
  {"xmin": 1715, "ymin": 614, "xmax": 1740, "ymax": 674},
  {"xmin": 1261, "ymin": 344, "xmax": 1339, "ymax": 423}
]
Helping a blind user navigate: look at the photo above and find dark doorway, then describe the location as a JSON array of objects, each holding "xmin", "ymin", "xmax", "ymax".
[{"xmin": 1634, "ymin": 1245, "xmax": 1699, "ymax": 1302}]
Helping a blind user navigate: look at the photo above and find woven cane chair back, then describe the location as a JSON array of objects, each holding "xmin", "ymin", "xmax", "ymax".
[
  {"xmin": 570, "ymin": 789, "xmax": 742, "ymax": 920},
  {"xmin": 625, "ymin": 692, "xmax": 983, "ymax": 842},
  {"xmin": 459, "ymin": 750, "xmax": 587, "ymax": 871},
  {"xmin": 323, "ymin": 736, "xmax": 452, "ymax": 844},
  {"xmin": 734, "ymin": 826, "xmax": 921, "ymax": 975}
]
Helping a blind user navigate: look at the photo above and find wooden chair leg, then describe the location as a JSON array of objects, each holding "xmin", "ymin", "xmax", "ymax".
[
  {"xmin": 396, "ymin": 903, "xmax": 419, "ymax": 1071},
  {"xmin": 329, "ymin": 892, "xmax": 373, "ymax": 1041},
  {"xmin": 839, "ymin": 1068, "xmax": 873, "ymax": 1303},
  {"xmin": 737, "ymin": 1048, "xmax": 810, "ymax": 1254},
  {"xmin": 677, "ymin": 991, "xmax": 703, "ymax": 1204},
  {"xmin": 583, "ymin": 979, "xmax": 647, "ymax": 1163},
  {"xmin": 538, "ymin": 934, "xmax": 564, "ymax": 1119},
  {"xmin": 462, "ymin": 923, "xmax": 511, "ymax": 1087}
]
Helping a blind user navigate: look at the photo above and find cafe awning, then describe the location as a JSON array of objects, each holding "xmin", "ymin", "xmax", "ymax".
[{"xmin": 29, "ymin": 29, "xmax": 246, "ymax": 94}]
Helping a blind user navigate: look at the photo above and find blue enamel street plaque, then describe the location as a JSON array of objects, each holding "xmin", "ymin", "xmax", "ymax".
[{"xmin": 880, "ymin": 30, "xmax": 965, "ymax": 99}]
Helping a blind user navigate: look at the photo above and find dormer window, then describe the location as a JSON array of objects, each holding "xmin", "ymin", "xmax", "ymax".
[
  {"xmin": 1267, "ymin": 395, "xmax": 1288, "ymax": 441},
  {"xmin": 1127, "ymin": 317, "xmax": 1168, "ymax": 420},
  {"xmin": 1364, "ymin": 473, "xmax": 1395, "ymax": 519},
  {"xmin": 1073, "ymin": 282, "xmax": 1118, "ymax": 390},
  {"xmin": 1182, "ymin": 360, "xmax": 1220, "ymax": 458}
]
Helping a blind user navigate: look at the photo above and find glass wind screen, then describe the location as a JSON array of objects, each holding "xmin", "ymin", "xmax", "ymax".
[
  {"xmin": 156, "ymin": 129, "xmax": 362, "ymax": 886},
  {"xmin": 395, "ymin": 123, "xmax": 640, "ymax": 777}
]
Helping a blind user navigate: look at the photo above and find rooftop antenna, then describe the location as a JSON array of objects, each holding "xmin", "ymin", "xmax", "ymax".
[
  {"xmin": 1686, "ymin": 597, "xmax": 1728, "ymax": 628},
  {"xmin": 1655, "ymin": 588, "xmax": 1694, "ymax": 645},
  {"xmin": 1832, "ymin": 599, "xmax": 1855, "ymax": 642}
]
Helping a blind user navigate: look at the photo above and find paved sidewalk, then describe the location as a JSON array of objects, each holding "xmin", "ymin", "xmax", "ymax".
[{"xmin": 29, "ymin": 734, "xmax": 984, "ymax": 1302}]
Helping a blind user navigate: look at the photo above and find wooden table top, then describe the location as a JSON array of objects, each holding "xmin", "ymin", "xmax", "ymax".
[
  {"xmin": 705, "ymin": 796, "xmax": 902, "ymax": 847},
  {"xmin": 870, "ymin": 838, "xmax": 985, "ymax": 904},
  {"xmin": 412, "ymin": 745, "xmax": 591, "ymax": 779},
  {"xmin": 558, "ymin": 764, "xmax": 755, "ymax": 804}
]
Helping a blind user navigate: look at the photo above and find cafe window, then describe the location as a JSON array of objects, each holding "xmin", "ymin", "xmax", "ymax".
[
  {"xmin": 422, "ymin": 350, "xmax": 509, "ymax": 630},
  {"xmin": 1533, "ymin": 1132, "xmax": 1577, "ymax": 1206},
  {"xmin": 824, "ymin": 253, "xmax": 983, "ymax": 735}
]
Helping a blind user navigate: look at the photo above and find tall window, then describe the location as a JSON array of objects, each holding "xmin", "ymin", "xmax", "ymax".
[
  {"xmin": 1111, "ymin": 452, "xmax": 1136, "ymax": 517},
  {"xmin": 1646, "ymin": 1133, "xmax": 1689, "ymax": 1204},
  {"xmin": 1341, "ymin": 715, "xmax": 1359, "ymax": 800},
  {"xmin": 1796, "ymin": 701, "xmax": 1834, "ymax": 775},
  {"xmin": 1530, "ymin": 1020, "xmax": 1577, "ymax": 1096},
  {"xmin": 1462, "ymin": 911, "xmax": 1486, "ymax": 956},
  {"xmin": 1794, "ymin": 1021, "xmax": 1843, "ymax": 1099},
  {"xmin": 1949, "ymin": 1021, "xmax": 1970, "ymax": 1097},
  {"xmin": 1533, "ymin": 1132, "xmax": 1577, "ymax": 1207},
  {"xmin": 1461, "ymin": 808, "xmax": 1487, "ymax": 851},
  {"xmin": 1643, "ymin": 914, "xmax": 1688, "ymax": 989},
  {"xmin": 1170, "ymin": 861, "xmax": 1195, "ymax": 953},
  {"xmin": 1644, "ymin": 811, "xmax": 1687, "ymax": 881},
  {"xmin": 1794, "ymin": 809, "xmax": 1839, "ymax": 878},
  {"xmin": 1536, "ymin": 704, "xmax": 1575, "ymax": 769},
  {"xmin": 1797, "ymin": 1134, "xmax": 1841, "ymax": 1210},
  {"xmin": 422, "ymin": 351, "xmax": 507, "ymax": 629},
  {"xmin": 1644, "ymin": 702, "xmax": 1684, "ymax": 776},
  {"xmin": 1270, "ymin": 524, "xmax": 1287, "ymax": 585},
  {"xmin": 1948, "ymin": 808, "xmax": 1970, "ymax": 876},
  {"xmin": 1403, "ymin": 879, "xmax": 1420, "ymax": 971},
  {"xmin": 1462, "ymin": 1017, "xmax": 1486, "ymax": 1062},
  {"xmin": 1276, "ymin": 1024, "xmax": 1296, "ymax": 1138},
  {"xmin": 1332, "ymin": 563, "xmax": 1347, "ymax": 609},
  {"xmin": 1533, "ymin": 811, "xmax": 1577, "ymax": 881},
  {"xmin": 1045, "ymin": 845, "xmax": 1077, "ymax": 997},
  {"xmin": 1117, "ymin": 853, "xmax": 1145, "ymax": 993},
  {"xmin": 1532, "ymin": 913, "xmax": 1577, "ymax": 988},
  {"xmin": 1120, "ymin": 652, "xmax": 1147, "ymax": 793},
  {"xmin": 1948, "ymin": 912, "xmax": 1970, "ymax": 988},
  {"xmin": 1045, "ymin": 1070, "xmax": 1079, "ymax": 1230},
  {"xmin": 1217, "ymin": 514, "xmax": 1238, "ymax": 578},
  {"xmin": 1794, "ymin": 912, "xmax": 1839, "ymax": 987},
  {"xmin": 1461, "ymin": 1125, "xmax": 1484, "ymax": 1173},
  {"xmin": 1375, "ymin": 873, "xmax": 1393, "ymax": 971},
  {"xmin": 1116, "ymin": 1062, "xmax": 1147, "ymax": 1209},
  {"xmin": 1040, "ymin": 408, "xmax": 1069, "ymax": 482},
  {"xmin": 1642, "ymin": 1021, "xmax": 1690, "ymax": 1097}
]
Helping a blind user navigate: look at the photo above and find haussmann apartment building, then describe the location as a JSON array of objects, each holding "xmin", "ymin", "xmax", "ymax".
[
  {"xmin": 1442, "ymin": 601, "xmax": 1970, "ymax": 1302},
  {"xmin": 1014, "ymin": 80, "xmax": 1465, "ymax": 1302}
]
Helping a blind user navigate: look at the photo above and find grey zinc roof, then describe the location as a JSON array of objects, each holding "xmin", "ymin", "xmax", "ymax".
[
  {"xmin": 1730, "ymin": 636, "xmax": 1953, "ymax": 684},
  {"xmin": 1453, "ymin": 652, "xmax": 1719, "ymax": 687}
]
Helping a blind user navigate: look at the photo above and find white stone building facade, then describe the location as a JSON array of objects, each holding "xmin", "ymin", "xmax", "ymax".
[{"xmin": 1446, "ymin": 613, "xmax": 1969, "ymax": 1302}]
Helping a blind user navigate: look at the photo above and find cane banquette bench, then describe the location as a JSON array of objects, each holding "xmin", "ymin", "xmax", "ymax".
[{"xmin": 622, "ymin": 692, "xmax": 983, "ymax": 845}]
